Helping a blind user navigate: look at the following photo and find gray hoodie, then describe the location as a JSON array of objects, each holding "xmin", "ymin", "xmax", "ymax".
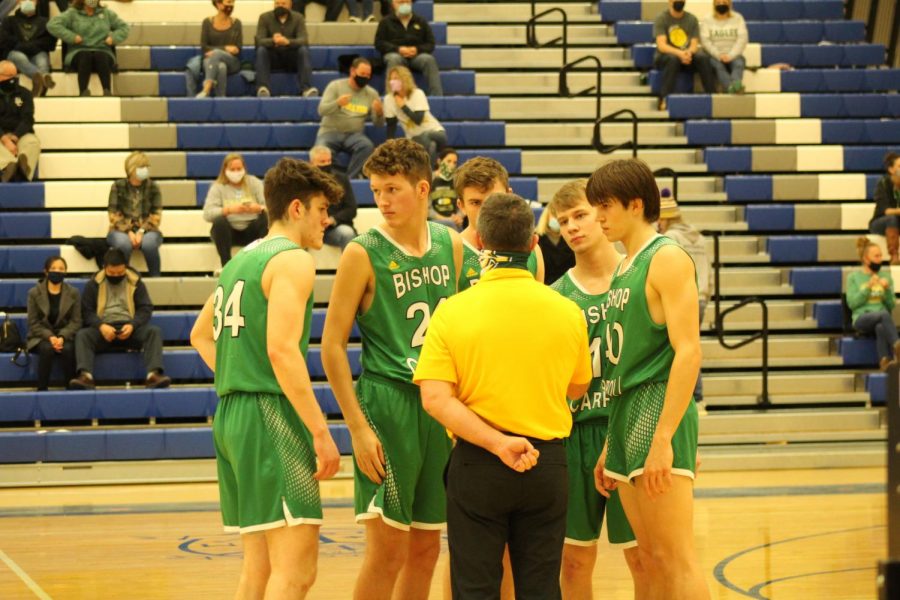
[
  {"xmin": 664, "ymin": 223, "xmax": 712, "ymax": 302},
  {"xmin": 700, "ymin": 11, "xmax": 748, "ymax": 60}
]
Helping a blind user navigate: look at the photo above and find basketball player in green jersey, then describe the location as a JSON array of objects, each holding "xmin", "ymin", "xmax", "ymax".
[
  {"xmin": 190, "ymin": 158, "xmax": 343, "ymax": 599},
  {"xmin": 547, "ymin": 180, "xmax": 649, "ymax": 600},
  {"xmin": 588, "ymin": 159, "xmax": 709, "ymax": 599},
  {"xmin": 454, "ymin": 156, "xmax": 544, "ymax": 288},
  {"xmin": 321, "ymin": 139, "xmax": 463, "ymax": 600}
]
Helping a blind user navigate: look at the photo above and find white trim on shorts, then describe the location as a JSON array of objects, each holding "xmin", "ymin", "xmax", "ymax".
[
  {"xmin": 604, "ymin": 467, "xmax": 696, "ymax": 485},
  {"xmin": 356, "ymin": 499, "xmax": 411, "ymax": 532},
  {"xmin": 609, "ymin": 539, "xmax": 639, "ymax": 550},
  {"xmin": 223, "ymin": 499, "xmax": 324, "ymax": 535},
  {"xmin": 564, "ymin": 536, "xmax": 599, "ymax": 547},
  {"xmin": 410, "ymin": 520, "xmax": 445, "ymax": 531}
]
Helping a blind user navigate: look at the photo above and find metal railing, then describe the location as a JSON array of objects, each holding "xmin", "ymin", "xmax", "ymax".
[
  {"xmin": 653, "ymin": 167, "xmax": 680, "ymax": 204},
  {"xmin": 594, "ymin": 109, "xmax": 638, "ymax": 156},
  {"xmin": 526, "ymin": 7, "xmax": 568, "ymax": 62},
  {"xmin": 712, "ymin": 234, "xmax": 771, "ymax": 407}
]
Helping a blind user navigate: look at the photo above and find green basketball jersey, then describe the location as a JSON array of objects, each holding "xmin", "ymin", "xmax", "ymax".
[
  {"xmin": 354, "ymin": 222, "xmax": 458, "ymax": 383},
  {"xmin": 600, "ymin": 235, "xmax": 692, "ymax": 398},
  {"xmin": 458, "ymin": 239, "xmax": 539, "ymax": 291},
  {"xmin": 214, "ymin": 237, "xmax": 315, "ymax": 397},
  {"xmin": 551, "ymin": 270, "xmax": 611, "ymax": 423}
]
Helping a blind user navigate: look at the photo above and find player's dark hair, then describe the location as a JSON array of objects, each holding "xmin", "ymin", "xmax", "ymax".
[
  {"xmin": 263, "ymin": 158, "xmax": 343, "ymax": 222},
  {"xmin": 453, "ymin": 156, "xmax": 509, "ymax": 199},
  {"xmin": 585, "ymin": 159, "xmax": 660, "ymax": 223},
  {"xmin": 363, "ymin": 139, "xmax": 432, "ymax": 189},
  {"xmin": 477, "ymin": 193, "xmax": 534, "ymax": 253},
  {"xmin": 548, "ymin": 179, "xmax": 589, "ymax": 216},
  {"xmin": 885, "ymin": 152, "xmax": 900, "ymax": 172},
  {"xmin": 351, "ymin": 56, "xmax": 372, "ymax": 70},
  {"xmin": 104, "ymin": 248, "xmax": 127, "ymax": 267}
]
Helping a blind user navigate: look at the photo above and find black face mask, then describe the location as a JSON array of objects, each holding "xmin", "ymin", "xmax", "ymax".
[
  {"xmin": 221, "ymin": 4, "xmax": 234, "ymax": 15},
  {"xmin": 106, "ymin": 274, "xmax": 126, "ymax": 285},
  {"xmin": 319, "ymin": 164, "xmax": 333, "ymax": 174},
  {"xmin": 672, "ymin": 1, "xmax": 686, "ymax": 11},
  {"xmin": 869, "ymin": 262, "xmax": 883, "ymax": 273},
  {"xmin": 47, "ymin": 271, "xmax": 65, "ymax": 284},
  {"xmin": 274, "ymin": 6, "xmax": 289, "ymax": 18},
  {"xmin": 353, "ymin": 75, "xmax": 370, "ymax": 88},
  {"xmin": 714, "ymin": 4, "xmax": 729, "ymax": 14},
  {"xmin": 0, "ymin": 77, "xmax": 18, "ymax": 93}
]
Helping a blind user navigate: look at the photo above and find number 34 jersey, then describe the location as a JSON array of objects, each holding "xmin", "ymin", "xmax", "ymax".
[
  {"xmin": 213, "ymin": 236, "xmax": 314, "ymax": 397},
  {"xmin": 354, "ymin": 222, "xmax": 458, "ymax": 384}
]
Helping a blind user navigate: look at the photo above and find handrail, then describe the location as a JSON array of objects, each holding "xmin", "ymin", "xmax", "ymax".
[
  {"xmin": 594, "ymin": 108, "xmax": 638, "ymax": 156},
  {"xmin": 526, "ymin": 8, "xmax": 568, "ymax": 63},
  {"xmin": 652, "ymin": 167, "xmax": 679, "ymax": 204},
  {"xmin": 712, "ymin": 235, "xmax": 771, "ymax": 407},
  {"xmin": 558, "ymin": 55, "xmax": 603, "ymax": 133}
]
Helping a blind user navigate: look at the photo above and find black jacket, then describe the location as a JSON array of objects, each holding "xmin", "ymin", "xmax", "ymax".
[
  {"xmin": 375, "ymin": 13, "xmax": 435, "ymax": 56},
  {"xmin": 81, "ymin": 268, "xmax": 153, "ymax": 330},
  {"xmin": 0, "ymin": 10, "xmax": 57, "ymax": 58},
  {"xmin": 26, "ymin": 280, "xmax": 82, "ymax": 350},
  {"xmin": 328, "ymin": 169, "xmax": 357, "ymax": 226},
  {"xmin": 0, "ymin": 82, "xmax": 34, "ymax": 138},
  {"xmin": 255, "ymin": 9, "xmax": 308, "ymax": 48},
  {"xmin": 871, "ymin": 175, "xmax": 900, "ymax": 224}
]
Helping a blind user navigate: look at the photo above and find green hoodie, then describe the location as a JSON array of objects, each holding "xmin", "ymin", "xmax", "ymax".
[
  {"xmin": 846, "ymin": 269, "xmax": 896, "ymax": 323},
  {"xmin": 47, "ymin": 6, "xmax": 129, "ymax": 68}
]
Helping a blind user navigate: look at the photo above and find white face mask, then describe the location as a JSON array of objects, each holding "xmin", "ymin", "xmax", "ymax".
[
  {"xmin": 225, "ymin": 169, "xmax": 245, "ymax": 184},
  {"xmin": 135, "ymin": 166, "xmax": 150, "ymax": 181}
]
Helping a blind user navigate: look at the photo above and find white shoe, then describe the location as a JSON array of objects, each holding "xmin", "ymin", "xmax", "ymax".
[
  {"xmin": 257, "ymin": 86, "xmax": 271, "ymax": 97},
  {"xmin": 349, "ymin": 16, "xmax": 361, "ymax": 22},
  {"xmin": 195, "ymin": 89, "xmax": 209, "ymax": 98},
  {"xmin": 365, "ymin": 15, "xmax": 376, "ymax": 22},
  {"xmin": 302, "ymin": 87, "xmax": 319, "ymax": 98}
]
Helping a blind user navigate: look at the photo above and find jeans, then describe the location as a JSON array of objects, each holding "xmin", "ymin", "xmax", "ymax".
[
  {"xmin": 72, "ymin": 50, "xmax": 113, "ymax": 93},
  {"xmin": 210, "ymin": 213, "xmax": 268, "ymax": 267},
  {"xmin": 255, "ymin": 45, "xmax": 312, "ymax": 93},
  {"xmin": 74, "ymin": 324, "xmax": 165, "ymax": 377},
  {"xmin": 655, "ymin": 51, "xmax": 717, "ymax": 99},
  {"xmin": 35, "ymin": 339, "xmax": 76, "ymax": 391},
  {"xmin": 107, "ymin": 230, "xmax": 163, "ymax": 277},
  {"xmin": 185, "ymin": 55, "xmax": 202, "ymax": 96},
  {"xmin": 203, "ymin": 49, "xmax": 241, "ymax": 96},
  {"xmin": 411, "ymin": 129, "xmax": 447, "ymax": 166},
  {"xmin": 315, "ymin": 131, "xmax": 374, "ymax": 179},
  {"xmin": 870, "ymin": 214, "xmax": 900, "ymax": 235},
  {"xmin": 383, "ymin": 52, "xmax": 443, "ymax": 96},
  {"xmin": 710, "ymin": 55, "xmax": 745, "ymax": 90},
  {"xmin": 854, "ymin": 310, "xmax": 899, "ymax": 362},
  {"xmin": 323, "ymin": 223, "xmax": 356, "ymax": 250},
  {"xmin": 293, "ymin": 0, "xmax": 343, "ymax": 20},
  {"xmin": 7, "ymin": 50, "xmax": 50, "ymax": 79}
]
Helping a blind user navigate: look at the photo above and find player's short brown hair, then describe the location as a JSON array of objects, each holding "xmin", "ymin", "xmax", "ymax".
[
  {"xmin": 453, "ymin": 156, "xmax": 509, "ymax": 199},
  {"xmin": 586, "ymin": 159, "xmax": 660, "ymax": 223},
  {"xmin": 363, "ymin": 139, "xmax": 432, "ymax": 189},
  {"xmin": 477, "ymin": 193, "xmax": 534, "ymax": 253},
  {"xmin": 548, "ymin": 179, "xmax": 589, "ymax": 216},
  {"xmin": 263, "ymin": 158, "xmax": 343, "ymax": 221}
]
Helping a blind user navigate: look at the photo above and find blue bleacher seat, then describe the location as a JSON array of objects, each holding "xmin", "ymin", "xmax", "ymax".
[
  {"xmin": 154, "ymin": 388, "xmax": 213, "ymax": 419},
  {"xmin": 684, "ymin": 121, "xmax": 731, "ymax": 145},
  {"xmin": 0, "ymin": 393, "xmax": 38, "ymax": 422},
  {"xmin": 46, "ymin": 430, "xmax": 105, "ymax": 462},
  {"xmin": 0, "ymin": 245, "xmax": 61, "ymax": 274},
  {"xmin": 789, "ymin": 267, "xmax": 842, "ymax": 295},
  {"xmin": 667, "ymin": 95, "xmax": 712, "ymax": 119},
  {"xmin": 704, "ymin": 148, "xmax": 752, "ymax": 173},
  {"xmin": 0, "ymin": 182, "xmax": 43, "ymax": 209},
  {"xmin": 37, "ymin": 390, "xmax": 95, "ymax": 421},
  {"xmin": 0, "ymin": 214, "xmax": 50, "ymax": 239},
  {"xmin": 767, "ymin": 236, "xmax": 816, "ymax": 263},
  {"xmin": 745, "ymin": 205, "xmax": 794, "ymax": 230},
  {"xmin": 164, "ymin": 428, "xmax": 215, "ymax": 459},
  {"xmin": 94, "ymin": 390, "xmax": 154, "ymax": 420},
  {"xmin": 839, "ymin": 337, "xmax": 879, "ymax": 366},
  {"xmin": 599, "ymin": 0, "xmax": 844, "ymax": 22},
  {"xmin": 867, "ymin": 373, "xmax": 886, "ymax": 405},
  {"xmin": 616, "ymin": 20, "xmax": 865, "ymax": 45},
  {"xmin": 648, "ymin": 71, "xmax": 693, "ymax": 95},
  {"xmin": 107, "ymin": 429, "xmax": 166, "ymax": 460},
  {"xmin": 813, "ymin": 300, "xmax": 844, "ymax": 329},
  {"xmin": 843, "ymin": 146, "xmax": 895, "ymax": 172},
  {"xmin": 822, "ymin": 120, "xmax": 900, "ymax": 144},
  {"xmin": 0, "ymin": 432, "xmax": 44, "ymax": 462}
]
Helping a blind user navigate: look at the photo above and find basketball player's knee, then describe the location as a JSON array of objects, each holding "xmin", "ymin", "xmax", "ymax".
[
  {"xmin": 623, "ymin": 547, "xmax": 647, "ymax": 579},
  {"xmin": 561, "ymin": 547, "xmax": 594, "ymax": 581},
  {"xmin": 406, "ymin": 534, "xmax": 440, "ymax": 569}
]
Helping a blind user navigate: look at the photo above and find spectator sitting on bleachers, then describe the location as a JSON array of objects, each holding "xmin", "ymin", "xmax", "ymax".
[
  {"xmin": 187, "ymin": 0, "xmax": 242, "ymax": 98},
  {"xmin": 345, "ymin": 0, "xmax": 375, "ymax": 23},
  {"xmin": 0, "ymin": 60, "xmax": 39, "ymax": 182},
  {"xmin": 384, "ymin": 64, "xmax": 445, "ymax": 164},
  {"xmin": 429, "ymin": 147, "xmax": 463, "ymax": 230},
  {"xmin": 315, "ymin": 56, "xmax": 384, "ymax": 178},
  {"xmin": 69, "ymin": 247, "xmax": 171, "ymax": 390},
  {"xmin": 847, "ymin": 237, "xmax": 899, "ymax": 371},
  {"xmin": 0, "ymin": 0, "xmax": 57, "ymax": 97},
  {"xmin": 870, "ymin": 152, "xmax": 900, "ymax": 264},
  {"xmin": 47, "ymin": 0, "xmax": 129, "ymax": 97},
  {"xmin": 375, "ymin": 0, "xmax": 442, "ymax": 96},
  {"xmin": 203, "ymin": 152, "xmax": 268, "ymax": 268},
  {"xmin": 255, "ymin": 0, "xmax": 318, "ymax": 98},
  {"xmin": 309, "ymin": 145, "xmax": 357, "ymax": 250},
  {"xmin": 653, "ymin": 0, "xmax": 716, "ymax": 111},
  {"xmin": 292, "ymin": 0, "xmax": 341, "ymax": 22},
  {"xmin": 657, "ymin": 188, "xmax": 711, "ymax": 411},
  {"xmin": 27, "ymin": 256, "xmax": 81, "ymax": 391},
  {"xmin": 535, "ymin": 197, "xmax": 575, "ymax": 286},
  {"xmin": 107, "ymin": 151, "xmax": 163, "ymax": 277},
  {"xmin": 700, "ymin": 0, "xmax": 748, "ymax": 94}
]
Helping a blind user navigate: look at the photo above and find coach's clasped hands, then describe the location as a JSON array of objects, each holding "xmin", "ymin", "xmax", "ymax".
[{"xmin": 497, "ymin": 436, "xmax": 540, "ymax": 473}]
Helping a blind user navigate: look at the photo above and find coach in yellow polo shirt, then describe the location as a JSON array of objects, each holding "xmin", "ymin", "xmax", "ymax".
[{"xmin": 414, "ymin": 192, "xmax": 592, "ymax": 600}]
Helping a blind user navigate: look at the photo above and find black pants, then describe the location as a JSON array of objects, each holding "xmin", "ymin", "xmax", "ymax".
[
  {"xmin": 292, "ymin": 0, "xmax": 343, "ymax": 20},
  {"xmin": 72, "ymin": 50, "xmax": 113, "ymax": 93},
  {"xmin": 210, "ymin": 214, "xmax": 268, "ymax": 267},
  {"xmin": 446, "ymin": 438, "xmax": 568, "ymax": 600},
  {"xmin": 74, "ymin": 324, "xmax": 165, "ymax": 377},
  {"xmin": 655, "ymin": 51, "xmax": 717, "ymax": 99},
  {"xmin": 35, "ymin": 339, "xmax": 76, "ymax": 391}
]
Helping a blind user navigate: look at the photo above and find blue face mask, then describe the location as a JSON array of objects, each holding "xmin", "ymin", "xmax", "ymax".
[
  {"xmin": 548, "ymin": 217, "xmax": 560, "ymax": 233},
  {"xmin": 20, "ymin": 1, "xmax": 36, "ymax": 15},
  {"xmin": 135, "ymin": 166, "xmax": 150, "ymax": 181},
  {"xmin": 397, "ymin": 3, "xmax": 412, "ymax": 16}
]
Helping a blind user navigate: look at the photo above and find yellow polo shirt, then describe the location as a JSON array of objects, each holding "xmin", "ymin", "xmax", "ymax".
[{"xmin": 413, "ymin": 268, "xmax": 592, "ymax": 440}]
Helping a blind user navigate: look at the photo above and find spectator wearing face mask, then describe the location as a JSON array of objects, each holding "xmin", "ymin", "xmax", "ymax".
[
  {"xmin": 107, "ymin": 151, "xmax": 163, "ymax": 277},
  {"xmin": 700, "ymin": 0, "xmax": 748, "ymax": 94},
  {"xmin": 27, "ymin": 256, "xmax": 81, "ymax": 391},
  {"xmin": 375, "ymin": 0, "xmax": 442, "ymax": 96},
  {"xmin": 255, "ymin": 0, "xmax": 317, "ymax": 98},
  {"xmin": 309, "ymin": 145, "xmax": 357, "ymax": 250},
  {"xmin": 187, "ymin": 0, "xmax": 242, "ymax": 98},
  {"xmin": 47, "ymin": 0, "xmax": 129, "ymax": 97},
  {"xmin": 202, "ymin": 152, "xmax": 268, "ymax": 268},
  {"xmin": 0, "ymin": 60, "xmax": 39, "ymax": 182},
  {"xmin": 653, "ymin": 0, "xmax": 716, "ymax": 111},
  {"xmin": 847, "ymin": 237, "xmax": 900, "ymax": 371},
  {"xmin": 870, "ymin": 152, "xmax": 900, "ymax": 265},
  {"xmin": 429, "ymin": 147, "xmax": 463, "ymax": 230},
  {"xmin": 1, "ymin": 0, "xmax": 68, "ymax": 21},
  {"xmin": 0, "ymin": 0, "xmax": 57, "ymax": 97},
  {"xmin": 315, "ymin": 56, "xmax": 384, "ymax": 179},
  {"xmin": 384, "ymin": 64, "xmax": 446, "ymax": 165},
  {"xmin": 535, "ymin": 203, "xmax": 575, "ymax": 286}
]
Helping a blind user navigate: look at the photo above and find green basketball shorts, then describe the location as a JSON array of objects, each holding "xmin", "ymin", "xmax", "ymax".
[
  {"xmin": 604, "ymin": 381, "xmax": 699, "ymax": 484},
  {"xmin": 213, "ymin": 391, "xmax": 322, "ymax": 534},
  {"xmin": 565, "ymin": 419, "xmax": 636, "ymax": 547},
  {"xmin": 354, "ymin": 372, "xmax": 452, "ymax": 531}
]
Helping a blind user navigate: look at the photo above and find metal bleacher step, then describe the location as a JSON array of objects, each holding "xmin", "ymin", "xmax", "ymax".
[
  {"xmin": 505, "ymin": 122, "xmax": 686, "ymax": 147},
  {"xmin": 462, "ymin": 47, "xmax": 633, "ymax": 70},
  {"xmin": 448, "ymin": 24, "xmax": 617, "ymax": 46},
  {"xmin": 703, "ymin": 372, "xmax": 867, "ymax": 403},
  {"xmin": 700, "ymin": 335, "xmax": 838, "ymax": 366},
  {"xmin": 435, "ymin": 2, "xmax": 600, "ymax": 24},
  {"xmin": 521, "ymin": 149, "xmax": 705, "ymax": 175},
  {"xmin": 537, "ymin": 175, "xmax": 724, "ymax": 203},
  {"xmin": 491, "ymin": 97, "xmax": 664, "ymax": 121},
  {"xmin": 476, "ymin": 71, "xmax": 647, "ymax": 96},
  {"xmin": 700, "ymin": 408, "xmax": 881, "ymax": 435},
  {"xmin": 703, "ymin": 299, "xmax": 815, "ymax": 329},
  {"xmin": 697, "ymin": 441, "xmax": 886, "ymax": 471}
]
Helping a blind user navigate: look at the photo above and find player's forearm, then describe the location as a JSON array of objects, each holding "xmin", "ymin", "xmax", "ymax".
[
  {"xmin": 270, "ymin": 348, "xmax": 329, "ymax": 437},
  {"xmin": 422, "ymin": 388, "xmax": 505, "ymax": 455},
  {"xmin": 655, "ymin": 343, "xmax": 701, "ymax": 442},
  {"xmin": 321, "ymin": 342, "xmax": 370, "ymax": 433}
]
